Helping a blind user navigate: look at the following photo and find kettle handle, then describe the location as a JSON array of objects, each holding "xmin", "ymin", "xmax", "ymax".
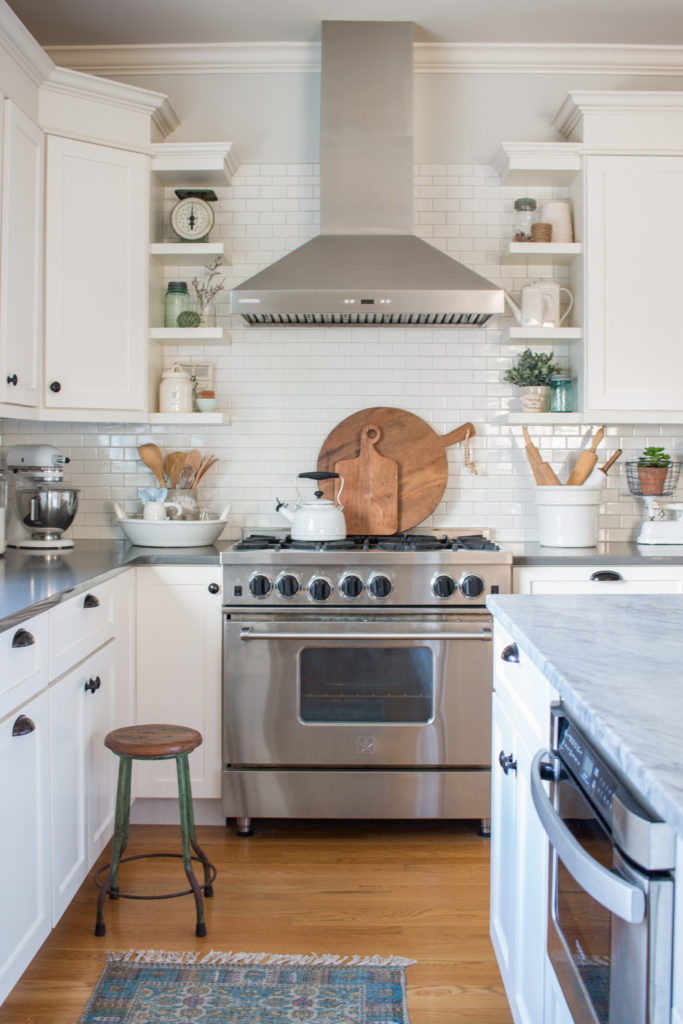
[{"xmin": 298, "ymin": 471, "xmax": 340, "ymax": 481}]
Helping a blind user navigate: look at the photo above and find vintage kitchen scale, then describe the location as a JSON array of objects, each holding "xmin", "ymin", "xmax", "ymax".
[{"xmin": 626, "ymin": 460, "xmax": 683, "ymax": 543}]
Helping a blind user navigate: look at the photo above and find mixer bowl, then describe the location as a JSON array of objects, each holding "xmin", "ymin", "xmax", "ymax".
[{"xmin": 14, "ymin": 486, "xmax": 80, "ymax": 539}]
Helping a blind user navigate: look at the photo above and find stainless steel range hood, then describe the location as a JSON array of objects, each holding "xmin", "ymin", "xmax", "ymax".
[{"xmin": 231, "ymin": 21, "xmax": 504, "ymax": 327}]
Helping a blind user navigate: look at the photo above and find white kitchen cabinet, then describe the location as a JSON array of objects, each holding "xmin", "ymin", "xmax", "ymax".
[
  {"xmin": 514, "ymin": 562, "xmax": 683, "ymax": 594},
  {"xmin": 135, "ymin": 566, "xmax": 222, "ymax": 800},
  {"xmin": 0, "ymin": 611, "xmax": 49, "ymax": 721},
  {"xmin": 490, "ymin": 622, "xmax": 554, "ymax": 1024},
  {"xmin": 672, "ymin": 838, "xmax": 683, "ymax": 1024},
  {"xmin": 44, "ymin": 135, "xmax": 149, "ymax": 413},
  {"xmin": 582, "ymin": 154, "xmax": 683, "ymax": 416},
  {"xmin": 0, "ymin": 100, "xmax": 43, "ymax": 408},
  {"xmin": 49, "ymin": 642, "xmax": 117, "ymax": 923},
  {"xmin": 0, "ymin": 690, "xmax": 50, "ymax": 1006}
]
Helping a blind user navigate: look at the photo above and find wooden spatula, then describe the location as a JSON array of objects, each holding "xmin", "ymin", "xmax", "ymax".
[
  {"xmin": 566, "ymin": 426, "xmax": 605, "ymax": 485},
  {"xmin": 164, "ymin": 451, "xmax": 186, "ymax": 488},
  {"xmin": 334, "ymin": 424, "xmax": 399, "ymax": 535},
  {"xmin": 137, "ymin": 443, "xmax": 166, "ymax": 487},
  {"xmin": 521, "ymin": 427, "xmax": 561, "ymax": 486}
]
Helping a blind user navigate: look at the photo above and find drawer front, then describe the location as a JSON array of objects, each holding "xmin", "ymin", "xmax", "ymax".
[
  {"xmin": 514, "ymin": 564, "xmax": 683, "ymax": 595},
  {"xmin": 0, "ymin": 613, "xmax": 49, "ymax": 719},
  {"xmin": 49, "ymin": 580, "xmax": 117, "ymax": 679},
  {"xmin": 493, "ymin": 622, "xmax": 553, "ymax": 750}
]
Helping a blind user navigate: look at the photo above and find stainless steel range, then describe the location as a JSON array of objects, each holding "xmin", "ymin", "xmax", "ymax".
[{"xmin": 220, "ymin": 532, "xmax": 512, "ymax": 834}]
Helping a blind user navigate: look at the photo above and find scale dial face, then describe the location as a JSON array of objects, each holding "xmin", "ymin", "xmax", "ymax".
[{"xmin": 170, "ymin": 197, "xmax": 215, "ymax": 241}]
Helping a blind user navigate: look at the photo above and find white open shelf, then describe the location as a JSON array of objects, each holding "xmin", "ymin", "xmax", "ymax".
[
  {"xmin": 502, "ymin": 327, "xmax": 582, "ymax": 344},
  {"xmin": 503, "ymin": 242, "xmax": 583, "ymax": 264},
  {"xmin": 150, "ymin": 242, "xmax": 226, "ymax": 265},
  {"xmin": 151, "ymin": 142, "xmax": 240, "ymax": 187},
  {"xmin": 150, "ymin": 327, "xmax": 225, "ymax": 343},
  {"xmin": 147, "ymin": 411, "xmax": 226, "ymax": 424},
  {"xmin": 493, "ymin": 142, "xmax": 582, "ymax": 186}
]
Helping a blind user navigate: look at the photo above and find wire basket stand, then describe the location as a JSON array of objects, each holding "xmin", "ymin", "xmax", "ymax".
[{"xmin": 625, "ymin": 461, "xmax": 681, "ymax": 520}]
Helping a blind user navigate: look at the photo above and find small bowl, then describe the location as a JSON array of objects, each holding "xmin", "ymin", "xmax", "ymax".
[{"xmin": 196, "ymin": 397, "xmax": 219, "ymax": 413}]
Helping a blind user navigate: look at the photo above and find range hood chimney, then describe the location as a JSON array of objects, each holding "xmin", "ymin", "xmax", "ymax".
[{"xmin": 230, "ymin": 21, "xmax": 504, "ymax": 327}]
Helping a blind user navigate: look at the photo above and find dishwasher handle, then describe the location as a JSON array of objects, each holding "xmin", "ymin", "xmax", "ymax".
[
  {"xmin": 239, "ymin": 626, "xmax": 492, "ymax": 642},
  {"xmin": 530, "ymin": 750, "xmax": 645, "ymax": 925}
]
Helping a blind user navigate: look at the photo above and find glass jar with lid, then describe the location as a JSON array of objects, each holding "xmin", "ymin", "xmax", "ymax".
[
  {"xmin": 513, "ymin": 198, "xmax": 537, "ymax": 241},
  {"xmin": 164, "ymin": 281, "xmax": 192, "ymax": 328},
  {"xmin": 550, "ymin": 374, "xmax": 574, "ymax": 413}
]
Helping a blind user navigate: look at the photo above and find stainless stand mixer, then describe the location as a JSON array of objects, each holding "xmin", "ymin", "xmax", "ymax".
[{"xmin": 6, "ymin": 444, "xmax": 79, "ymax": 549}]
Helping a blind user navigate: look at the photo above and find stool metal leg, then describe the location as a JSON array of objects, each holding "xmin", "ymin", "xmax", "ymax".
[
  {"xmin": 180, "ymin": 758, "xmax": 214, "ymax": 899},
  {"xmin": 176, "ymin": 753, "xmax": 207, "ymax": 937},
  {"xmin": 95, "ymin": 755, "xmax": 132, "ymax": 937}
]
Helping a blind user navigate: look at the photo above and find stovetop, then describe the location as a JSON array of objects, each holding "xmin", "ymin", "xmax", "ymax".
[
  {"xmin": 221, "ymin": 531, "xmax": 512, "ymax": 608},
  {"xmin": 233, "ymin": 532, "xmax": 499, "ymax": 553}
]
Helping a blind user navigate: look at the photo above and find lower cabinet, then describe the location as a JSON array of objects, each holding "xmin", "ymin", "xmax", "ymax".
[
  {"xmin": 514, "ymin": 563, "xmax": 683, "ymax": 595},
  {"xmin": 49, "ymin": 642, "xmax": 117, "ymax": 923},
  {"xmin": 0, "ymin": 691, "xmax": 50, "ymax": 1006},
  {"xmin": 490, "ymin": 622, "xmax": 556, "ymax": 1024},
  {"xmin": 135, "ymin": 566, "xmax": 222, "ymax": 800}
]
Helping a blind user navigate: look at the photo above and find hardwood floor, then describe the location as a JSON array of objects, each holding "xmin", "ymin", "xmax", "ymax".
[{"xmin": 0, "ymin": 819, "xmax": 512, "ymax": 1023}]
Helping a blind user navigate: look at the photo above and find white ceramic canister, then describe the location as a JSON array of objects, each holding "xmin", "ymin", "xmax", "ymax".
[
  {"xmin": 158, "ymin": 362, "xmax": 193, "ymax": 414},
  {"xmin": 536, "ymin": 485, "xmax": 601, "ymax": 547}
]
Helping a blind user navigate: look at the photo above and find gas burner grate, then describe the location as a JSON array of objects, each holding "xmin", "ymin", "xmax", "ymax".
[
  {"xmin": 289, "ymin": 538, "xmax": 357, "ymax": 551},
  {"xmin": 448, "ymin": 534, "xmax": 499, "ymax": 551},
  {"xmin": 233, "ymin": 535, "xmax": 285, "ymax": 550},
  {"xmin": 234, "ymin": 532, "xmax": 499, "ymax": 553}
]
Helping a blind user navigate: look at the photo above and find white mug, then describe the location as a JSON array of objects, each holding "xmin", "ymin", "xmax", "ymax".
[
  {"xmin": 538, "ymin": 201, "xmax": 573, "ymax": 243},
  {"xmin": 143, "ymin": 502, "xmax": 167, "ymax": 521}
]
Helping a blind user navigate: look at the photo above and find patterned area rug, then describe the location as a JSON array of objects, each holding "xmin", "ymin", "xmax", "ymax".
[{"xmin": 79, "ymin": 950, "xmax": 414, "ymax": 1023}]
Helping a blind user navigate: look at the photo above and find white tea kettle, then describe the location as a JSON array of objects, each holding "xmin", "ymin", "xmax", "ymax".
[
  {"xmin": 276, "ymin": 471, "xmax": 346, "ymax": 540},
  {"xmin": 505, "ymin": 281, "xmax": 573, "ymax": 328}
]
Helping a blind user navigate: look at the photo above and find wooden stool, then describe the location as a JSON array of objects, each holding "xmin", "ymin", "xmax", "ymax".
[{"xmin": 94, "ymin": 724, "xmax": 216, "ymax": 938}]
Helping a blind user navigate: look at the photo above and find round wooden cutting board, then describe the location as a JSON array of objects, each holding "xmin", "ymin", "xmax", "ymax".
[{"xmin": 317, "ymin": 407, "xmax": 475, "ymax": 533}]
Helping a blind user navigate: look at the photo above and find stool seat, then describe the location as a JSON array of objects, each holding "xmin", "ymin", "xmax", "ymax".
[{"xmin": 105, "ymin": 724, "xmax": 202, "ymax": 759}]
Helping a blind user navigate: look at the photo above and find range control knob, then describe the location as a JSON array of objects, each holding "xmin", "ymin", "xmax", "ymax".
[
  {"xmin": 459, "ymin": 573, "xmax": 485, "ymax": 599},
  {"xmin": 248, "ymin": 573, "xmax": 272, "ymax": 598},
  {"xmin": 276, "ymin": 573, "xmax": 300, "ymax": 598},
  {"xmin": 368, "ymin": 574, "xmax": 392, "ymax": 599},
  {"xmin": 308, "ymin": 577, "xmax": 332, "ymax": 602},
  {"xmin": 433, "ymin": 574, "xmax": 457, "ymax": 599},
  {"xmin": 339, "ymin": 573, "xmax": 363, "ymax": 598}
]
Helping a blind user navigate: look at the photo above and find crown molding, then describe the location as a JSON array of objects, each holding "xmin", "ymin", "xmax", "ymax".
[
  {"xmin": 0, "ymin": 0, "xmax": 53, "ymax": 85},
  {"xmin": 43, "ymin": 40, "xmax": 683, "ymax": 77},
  {"xmin": 42, "ymin": 65, "xmax": 179, "ymax": 135}
]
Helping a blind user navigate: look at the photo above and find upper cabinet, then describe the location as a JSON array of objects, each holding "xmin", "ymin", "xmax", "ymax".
[
  {"xmin": 0, "ymin": 100, "xmax": 43, "ymax": 408},
  {"xmin": 43, "ymin": 136, "xmax": 149, "ymax": 414}
]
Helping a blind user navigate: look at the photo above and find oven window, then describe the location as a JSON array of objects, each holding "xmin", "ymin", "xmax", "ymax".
[
  {"xmin": 555, "ymin": 783, "xmax": 614, "ymax": 1024},
  {"xmin": 299, "ymin": 646, "xmax": 434, "ymax": 723}
]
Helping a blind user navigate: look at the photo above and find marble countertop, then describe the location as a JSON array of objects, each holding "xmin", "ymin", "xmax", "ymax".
[
  {"xmin": 0, "ymin": 540, "xmax": 228, "ymax": 632},
  {"xmin": 487, "ymin": 593, "xmax": 683, "ymax": 838}
]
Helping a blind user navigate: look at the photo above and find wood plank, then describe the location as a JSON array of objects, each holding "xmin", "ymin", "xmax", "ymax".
[{"xmin": 1, "ymin": 821, "xmax": 511, "ymax": 1024}]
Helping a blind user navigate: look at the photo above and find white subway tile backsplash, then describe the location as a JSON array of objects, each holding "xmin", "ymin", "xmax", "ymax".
[{"xmin": 1, "ymin": 161, "xmax": 675, "ymax": 546}]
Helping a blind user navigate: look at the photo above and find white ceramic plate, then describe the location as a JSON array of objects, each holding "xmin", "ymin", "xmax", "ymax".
[{"xmin": 114, "ymin": 503, "xmax": 230, "ymax": 547}]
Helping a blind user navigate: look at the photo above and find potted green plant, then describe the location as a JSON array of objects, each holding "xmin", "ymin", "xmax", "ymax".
[
  {"xmin": 637, "ymin": 446, "xmax": 672, "ymax": 495},
  {"xmin": 503, "ymin": 348, "xmax": 564, "ymax": 412}
]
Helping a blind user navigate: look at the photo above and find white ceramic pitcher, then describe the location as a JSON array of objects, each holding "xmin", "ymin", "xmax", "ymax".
[{"xmin": 505, "ymin": 281, "xmax": 573, "ymax": 328}]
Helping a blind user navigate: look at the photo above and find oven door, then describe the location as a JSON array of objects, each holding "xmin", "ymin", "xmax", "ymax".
[
  {"xmin": 223, "ymin": 610, "xmax": 492, "ymax": 768},
  {"xmin": 531, "ymin": 751, "xmax": 674, "ymax": 1024}
]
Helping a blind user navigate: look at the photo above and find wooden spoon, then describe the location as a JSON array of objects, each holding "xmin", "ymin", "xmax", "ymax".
[
  {"xmin": 137, "ymin": 443, "xmax": 166, "ymax": 487},
  {"xmin": 184, "ymin": 449, "xmax": 202, "ymax": 474},
  {"xmin": 192, "ymin": 456, "xmax": 219, "ymax": 488},
  {"xmin": 164, "ymin": 451, "xmax": 186, "ymax": 488}
]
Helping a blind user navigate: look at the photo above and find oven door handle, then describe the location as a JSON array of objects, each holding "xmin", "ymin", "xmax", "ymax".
[
  {"xmin": 530, "ymin": 750, "xmax": 646, "ymax": 925},
  {"xmin": 239, "ymin": 627, "xmax": 492, "ymax": 641}
]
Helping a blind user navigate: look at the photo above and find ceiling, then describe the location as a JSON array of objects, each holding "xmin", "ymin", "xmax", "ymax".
[{"xmin": 6, "ymin": 0, "xmax": 683, "ymax": 48}]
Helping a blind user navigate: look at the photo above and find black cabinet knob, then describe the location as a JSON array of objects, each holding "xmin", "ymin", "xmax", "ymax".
[
  {"xmin": 49, "ymin": 381, "xmax": 61, "ymax": 393},
  {"xmin": 12, "ymin": 714, "xmax": 35, "ymax": 737},
  {"xmin": 84, "ymin": 676, "xmax": 101, "ymax": 694},
  {"xmin": 83, "ymin": 593, "xmax": 100, "ymax": 609},
  {"xmin": 12, "ymin": 628, "xmax": 35, "ymax": 648},
  {"xmin": 208, "ymin": 583, "xmax": 220, "ymax": 595},
  {"xmin": 498, "ymin": 750, "xmax": 517, "ymax": 775},
  {"xmin": 6, "ymin": 373, "xmax": 17, "ymax": 386}
]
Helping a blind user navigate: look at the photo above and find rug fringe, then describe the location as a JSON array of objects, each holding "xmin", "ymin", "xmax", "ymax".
[{"xmin": 105, "ymin": 949, "xmax": 417, "ymax": 968}]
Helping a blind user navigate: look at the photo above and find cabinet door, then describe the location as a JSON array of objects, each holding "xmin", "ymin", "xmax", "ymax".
[
  {"xmin": 49, "ymin": 643, "xmax": 117, "ymax": 923},
  {"xmin": 0, "ymin": 101, "xmax": 43, "ymax": 407},
  {"xmin": 490, "ymin": 692, "xmax": 519, "ymax": 998},
  {"xmin": 0, "ymin": 691, "xmax": 50, "ymax": 1006},
  {"xmin": 44, "ymin": 135, "xmax": 148, "ymax": 411},
  {"xmin": 136, "ymin": 566, "xmax": 222, "ymax": 799},
  {"xmin": 584, "ymin": 155, "xmax": 683, "ymax": 413}
]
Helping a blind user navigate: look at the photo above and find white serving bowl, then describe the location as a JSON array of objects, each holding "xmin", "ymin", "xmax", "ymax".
[{"xmin": 114, "ymin": 502, "xmax": 230, "ymax": 547}]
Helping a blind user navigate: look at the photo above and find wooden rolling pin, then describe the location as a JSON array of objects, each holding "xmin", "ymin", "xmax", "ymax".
[
  {"xmin": 566, "ymin": 426, "xmax": 605, "ymax": 485},
  {"xmin": 521, "ymin": 427, "xmax": 561, "ymax": 486}
]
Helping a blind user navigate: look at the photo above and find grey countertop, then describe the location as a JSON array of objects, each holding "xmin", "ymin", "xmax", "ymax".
[
  {"xmin": 0, "ymin": 540, "xmax": 228, "ymax": 632},
  {"xmin": 508, "ymin": 540, "xmax": 683, "ymax": 565},
  {"xmin": 487, "ymin": 593, "xmax": 683, "ymax": 839}
]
